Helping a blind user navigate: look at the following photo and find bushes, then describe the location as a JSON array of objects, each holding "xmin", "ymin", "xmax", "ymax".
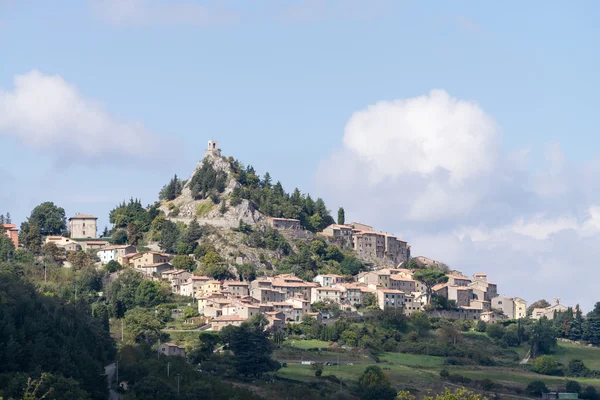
[
  {"xmin": 531, "ymin": 355, "xmax": 563, "ymax": 376},
  {"xmin": 567, "ymin": 359, "xmax": 591, "ymax": 377},
  {"xmin": 526, "ymin": 380, "xmax": 549, "ymax": 396},
  {"xmin": 486, "ymin": 323, "xmax": 505, "ymax": 340}
]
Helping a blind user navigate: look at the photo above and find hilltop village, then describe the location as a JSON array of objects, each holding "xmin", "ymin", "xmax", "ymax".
[{"xmin": 2, "ymin": 141, "xmax": 571, "ymax": 335}]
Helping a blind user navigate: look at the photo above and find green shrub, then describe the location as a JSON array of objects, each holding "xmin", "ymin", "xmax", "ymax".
[
  {"xmin": 526, "ymin": 380, "xmax": 549, "ymax": 396},
  {"xmin": 532, "ymin": 355, "xmax": 563, "ymax": 376}
]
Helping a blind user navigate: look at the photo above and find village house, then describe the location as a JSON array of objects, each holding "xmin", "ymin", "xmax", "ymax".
[
  {"xmin": 268, "ymin": 217, "xmax": 301, "ymax": 230},
  {"xmin": 159, "ymin": 343, "xmax": 186, "ymax": 358},
  {"xmin": 491, "ymin": 296, "xmax": 528, "ymax": 320},
  {"xmin": 135, "ymin": 262, "xmax": 172, "ymax": 276},
  {"xmin": 132, "ymin": 252, "xmax": 171, "ymax": 268},
  {"xmin": 447, "ymin": 274, "xmax": 472, "ymax": 287},
  {"xmin": 428, "ymin": 306, "xmax": 483, "ymax": 320},
  {"xmin": 318, "ymin": 224, "xmax": 355, "ymax": 249},
  {"xmin": 468, "ymin": 273, "xmax": 498, "ymax": 302},
  {"xmin": 64, "ymin": 242, "xmax": 82, "ymax": 252},
  {"xmin": 403, "ymin": 294, "xmax": 425, "ymax": 315},
  {"xmin": 198, "ymin": 280, "xmax": 223, "ymax": 297},
  {"xmin": 161, "ymin": 270, "xmax": 192, "ymax": 293},
  {"xmin": 311, "ymin": 287, "xmax": 343, "ymax": 304},
  {"xmin": 211, "ymin": 314, "xmax": 247, "ymax": 331},
  {"xmin": 313, "ymin": 274, "xmax": 344, "ymax": 287},
  {"xmin": 357, "ymin": 269, "xmax": 391, "ymax": 288},
  {"xmin": 222, "ymin": 302, "xmax": 260, "ymax": 319},
  {"xmin": 82, "ymin": 241, "xmax": 109, "ymax": 251},
  {"xmin": 447, "ymin": 285, "xmax": 473, "ymax": 308},
  {"xmin": 377, "ymin": 289, "xmax": 405, "ymax": 310},
  {"xmin": 97, "ymin": 245, "xmax": 137, "ymax": 265},
  {"xmin": 68, "ymin": 214, "xmax": 98, "ymax": 239},
  {"xmin": 197, "ymin": 293, "xmax": 230, "ymax": 316},
  {"xmin": 334, "ymin": 282, "xmax": 373, "ymax": 306},
  {"xmin": 532, "ymin": 298, "xmax": 569, "ymax": 320},
  {"xmin": 180, "ymin": 276, "xmax": 211, "ymax": 297},
  {"xmin": 2, "ymin": 224, "xmax": 19, "ymax": 248},
  {"xmin": 265, "ymin": 311, "xmax": 285, "ymax": 331},
  {"xmin": 223, "ymin": 281, "xmax": 250, "ymax": 297},
  {"xmin": 470, "ymin": 299, "xmax": 492, "ymax": 312},
  {"xmin": 251, "ymin": 274, "xmax": 314, "ymax": 301},
  {"xmin": 480, "ymin": 311, "xmax": 508, "ymax": 324},
  {"xmin": 251, "ymin": 287, "xmax": 286, "ymax": 303},
  {"xmin": 390, "ymin": 275, "xmax": 418, "ymax": 293},
  {"xmin": 118, "ymin": 252, "xmax": 139, "ymax": 267}
]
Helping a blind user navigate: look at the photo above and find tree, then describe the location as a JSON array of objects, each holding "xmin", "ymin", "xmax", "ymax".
[
  {"xmin": 486, "ymin": 323, "xmax": 505, "ymax": 340},
  {"xmin": 530, "ymin": 317, "xmax": 557, "ymax": 357},
  {"xmin": 22, "ymin": 224, "xmax": 42, "ymax": 254},
  {"xmin": 112, "ymin": 228, "xmax": 128, "ymax": 245},
  {"xmin": 584, "ymin": 302, "xmax": 600, "ymax": 345},
  {"xmin": 532, "ymin": 355, "xmax": 562, "ymax": 376},
  {"xmin": 26, "ymin": 202, "xmax": 67, "ymax": 235},
  {"xmin": 413, "ymin": 269, "xmax": 448, "ymax": 304},
  {"xmin": 0, "ymin": 233, "xmax": 15, "ymax": 261},
  {"xmin": 357, "ymin": 366, "xmax": 396, "ymax": 400},
  {"xmin": 5, "ymin": 212, "xmax": 11, "ymax": 224},
  {"xmin": 582, "ymin": 386, "xmax": 600, "ymax": 400},
  {"xmin": 567, "ymin": 359, "xmax": 590, "ymax": 377},
  {"xmin": 311, "ymin": 362, "xmax": 324, "ymax": 377},
  {"xmin": 123, "ymin": 307, "xmax": 164, "ymax": 345},
  {"xmin": 528, "ymin": 299, "xmax": 551, "ymax": 316},
  {"xmin": 236, "ymin": 263, "xmax": 256, "ymax": 282},
  {"xmin": 159, "ymin": 174, "xmax": 184, "ymax": 201},
  {"xmin": 135, "ymin": 280, "xmax": 169, "ymax": 308},
  {"xmin": 186, "ymin": 218, "xmax": 203, "ymax": 243},
  {"xmin": 105, "ymin": 260, "xmax": 123, "ymax": 273},
  {"xmin": 340, "ymin": 256, "xmax": 366, "ymax": 276},
  {"xmin": 423, "ymin": 388, "xmax": 488, "ymax": 400},
  {"xmin": 172, "ymin": 255, "xmax": 196, "ymax": 271},
  {"xmin": 337, "ymin": 207, "xmax": 345, "ymax": 225},
  {"xmin": 410, "ymin": 311, "xmax": 431, "ymax": 336},
  {"xmin": 476, "ymin": 320, "xmax": 487, "ymax": 332},
  {"xmin": 102, "ymin": 226, "xmax": 109, "ymax": 237},
  {"xmin": 126, "ymin": 223, "xmax": 142, "ymax": 245},
  {"xmin": 159, "ymin": 220, "xmax": 180, "ymax": 253},
  {"xmin": 526, "ymin": 381, "xmax": 549, "ymax": 396},
  {"xmin": 41, "ymin": 242, "xmax": 63, "ymax": 265},
  {"xmin": 566, "ymin": 380, "xmax": 581, "ymax": 394},
  {"xmin": 219, "ymin": 317, "xmax": 280, "ymax": 377}
]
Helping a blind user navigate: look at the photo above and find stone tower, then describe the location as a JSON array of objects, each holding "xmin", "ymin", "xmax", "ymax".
[{"xmin": 205, "ymin": 140, "xmax": 221, "ymax": 157}]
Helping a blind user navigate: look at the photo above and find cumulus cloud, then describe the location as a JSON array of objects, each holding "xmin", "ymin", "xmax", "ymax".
[
  {"xmin": 0, "ymin": 70, "xmax": 162, "ymax": 161},
  {"xmin": 317, "ymin": 90, "xmax": 600, "ymax": 309},
  {"xmin": 91, "ymin": 0, "xmax": 238, "ymax": 26}
]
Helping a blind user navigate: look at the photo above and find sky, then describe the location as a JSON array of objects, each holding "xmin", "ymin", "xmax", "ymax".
[{"xmin": 1, "ymin": 0, "xmax": 599, "ymax": 309}]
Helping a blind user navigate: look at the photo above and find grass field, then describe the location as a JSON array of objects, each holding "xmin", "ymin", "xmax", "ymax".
[
  {"xmin": 273, "ymin": 339, "xmax": 600, "ymax": 395},
  {"xmin": 554, "ymin": 342, "xmax": 600, "ymax": 370}
]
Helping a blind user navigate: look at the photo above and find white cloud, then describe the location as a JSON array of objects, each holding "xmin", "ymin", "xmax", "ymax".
[
  {"xmin": 0, "ymin": 70, "xmax": 162, "ymax": 161},
  {"xmin": 91, "ymin": 0, "xmax": 237, "ymax": 26},
  {"xmin": 318, "ymin": 90, "xmax": 600, "ymax": 309}
]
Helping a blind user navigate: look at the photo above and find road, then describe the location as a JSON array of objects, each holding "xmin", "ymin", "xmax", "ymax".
[{"xmin": 105, "ymin": 363, "xmax": 119, "ymax": 400}]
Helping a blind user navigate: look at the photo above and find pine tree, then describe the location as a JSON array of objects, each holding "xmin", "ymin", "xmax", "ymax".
[
  {"xmin": 570, "ymin": 304, "xmax": 584, "ymax": 340},
  {"xmin": 0, "ymin": 214, "xmax": 4, "ymax": 224},
  {"xmin": 262, "ymin": 172, "xmax": 272, "ymax": 188},
  {"xmin": 5, "ymin": 212, "xmax": 11, "ymax": 224},
  {"xmin": 337, "ymin": 207, "xmax": 345, "ymax": 225}
]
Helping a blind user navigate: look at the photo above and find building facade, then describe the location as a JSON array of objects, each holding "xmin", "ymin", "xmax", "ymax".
[{"xmin": 69, "ymin": 214, "xmax": 97, "ymax": 239}]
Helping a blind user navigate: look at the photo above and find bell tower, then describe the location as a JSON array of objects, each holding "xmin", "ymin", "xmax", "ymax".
[{"xmin": 205, "ymin": 140, "xmax": 221, "ymax": 157}]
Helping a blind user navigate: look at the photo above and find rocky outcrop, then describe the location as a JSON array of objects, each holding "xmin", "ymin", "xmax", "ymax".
[{"xmin": 159, "ymin": 152, "xmax": 265, "ymax": 228}]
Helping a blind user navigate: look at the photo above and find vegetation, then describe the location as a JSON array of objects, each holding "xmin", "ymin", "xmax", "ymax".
[
  {"xmin": 159, "ymin": 174, "xmax": 185, "ymax": 201},
  {"xmin": 189, "ymin": 159, "xmax": 227, "ymax": 200},
  {"xmin": 0, "ymin": 264, "xmax": 114, "ymax": 400},
  {"xmin": 20, "ymin": 202, "xmax": 67, "ymax": 237},
  {"xmin": 229, "ymin": 158, "xmax": 335, "ymax": 232}
]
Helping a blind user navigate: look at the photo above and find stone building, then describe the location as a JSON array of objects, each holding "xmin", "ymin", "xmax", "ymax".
[
  {"xmin": 205, "ymin": 140, "xmax": 221, "ymax": 157},
  {"xmin": 69, "ymin": 214, "xmax": 97, "ymax": 239},
  {"xmin": 268, "ymin": 217, "xmax": 301, "ymax": 230},
  {"xmin": 468, "ymin": 273, "xmax": 498, "ymax": 302},
  {"xmin": 491, "ymin": 296, "xmax": 527, "ymax": 320},
  {"xmin": 159, "ymin": 343, "xmax": 186, "ymax": 358},
  {"xmin": 2, "ymin": 224, "xmax": 18, "ymax": 247}
]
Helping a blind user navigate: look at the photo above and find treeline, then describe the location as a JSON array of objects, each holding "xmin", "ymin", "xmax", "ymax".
[
  {"xmin": 0, "ymin": 264, "xmax": 115, "ymax": 400},
  {"xmin": 228, "ymin": 159, "xmax": 335, "ymax": 232}
]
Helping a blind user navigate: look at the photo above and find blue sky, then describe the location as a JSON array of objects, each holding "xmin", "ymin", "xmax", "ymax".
[{"xmin": 1, "ymin": 1, "xmax": 600, "ymax": 307}]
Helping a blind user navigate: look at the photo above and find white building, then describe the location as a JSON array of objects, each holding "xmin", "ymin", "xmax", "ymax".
[
  {"xmin": 313, "ymin": 274, "xmax": 344, "ymax": 287},
  {"xmin": 97, "ymin": 245, "xmax": 137, "ymax": 265}
]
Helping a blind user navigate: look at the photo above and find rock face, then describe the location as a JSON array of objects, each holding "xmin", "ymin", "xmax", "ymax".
[{"xmin": 159, "ymin": 152, "xmax": 265, "ymax": 228}]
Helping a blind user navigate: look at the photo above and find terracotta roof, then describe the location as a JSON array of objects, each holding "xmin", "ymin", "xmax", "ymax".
[
  {"xmin": 85, "ymin": 241, "xmax": 109, "ymax": 245},
  {"xmin": 378, "ymin": 289, "xmax": 404, "ymax": 294},
  {"xmin": 432, "ymin": 283, "xmax": 449, "ymax": 291},
  {"xmin": 69, "ymin": 214, "xmax": 97, "ymax": 220},
  {"xmin": 100, "ymin": 245, "xmax": 131, "ymax": 251},
  {"xmin": 314, "ymin": 287, "xmax": 342, "ymax": 292},
  {"xmin": 191, "ymin": 276, "xmax": 210, "ymax": 281},
  {"xmin": 162, "ymin": 342, "xmax": 184, "ymax": 348},
  {"xmin": 138, "ymin": 262, "xmax": 171, "ymax": 268}
]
